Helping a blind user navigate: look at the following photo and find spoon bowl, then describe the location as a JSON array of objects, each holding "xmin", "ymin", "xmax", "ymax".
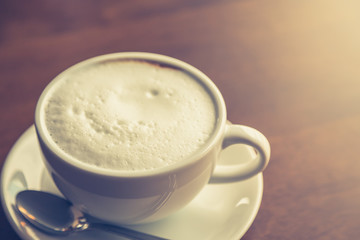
[{"xmin": 16, "ymin": 190, "xmax": 168, "ymax": 240}]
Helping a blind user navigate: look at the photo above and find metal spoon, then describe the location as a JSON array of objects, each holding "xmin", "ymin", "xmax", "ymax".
[{"xmin": 16, "ymin": 190, "xmax": 169, "ymax": 240}]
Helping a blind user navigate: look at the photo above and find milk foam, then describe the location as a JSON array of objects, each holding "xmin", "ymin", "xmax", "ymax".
[{"xmin": 45, "ymin": 60, "xmax": 216, "ymax": 171}]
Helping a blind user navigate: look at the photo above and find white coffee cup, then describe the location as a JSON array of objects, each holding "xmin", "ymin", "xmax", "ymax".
[{"xmin": 35, "ymin": 52, "xmax": 270, "ymax": 225}]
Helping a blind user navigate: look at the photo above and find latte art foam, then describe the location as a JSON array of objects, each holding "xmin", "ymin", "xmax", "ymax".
[{"xmin": 45, "ymin": 60, "xmax": 216, "ymax": 171}]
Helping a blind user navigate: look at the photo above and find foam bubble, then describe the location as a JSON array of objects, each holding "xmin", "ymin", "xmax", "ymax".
[{"xmin": 45, "ymin": 60, "xmax": 216, "ymax": 171}]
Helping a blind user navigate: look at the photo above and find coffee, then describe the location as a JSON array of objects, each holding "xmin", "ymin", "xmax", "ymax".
[{"xmin": 44, "ymin": 60, "xmax": 216, "ymax": 171}]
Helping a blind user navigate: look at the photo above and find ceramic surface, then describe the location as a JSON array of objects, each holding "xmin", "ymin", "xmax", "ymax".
[{"xmin": 1, "ymin": 126, "xmax": 263, "ymax": 240}]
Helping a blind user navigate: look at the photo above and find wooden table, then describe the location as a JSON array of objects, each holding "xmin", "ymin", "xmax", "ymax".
[{"xmin": 1, "ymin": 0, "xmax": 360, "ymax": 239}]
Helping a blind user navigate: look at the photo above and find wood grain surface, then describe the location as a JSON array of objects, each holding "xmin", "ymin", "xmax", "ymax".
[{"xmin": 1, "ymin": 0, "xmax": 360, "ymax": 239}]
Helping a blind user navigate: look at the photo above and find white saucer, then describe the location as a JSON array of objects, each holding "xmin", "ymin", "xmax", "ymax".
[{"xmin": 1, "ymin": 125, "xmax": 263, "ymax": 240}]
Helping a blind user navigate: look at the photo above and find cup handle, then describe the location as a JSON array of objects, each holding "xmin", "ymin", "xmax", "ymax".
[{"xmin": 211, "ymin": 123, "xmax": 271, "ymax": 183}]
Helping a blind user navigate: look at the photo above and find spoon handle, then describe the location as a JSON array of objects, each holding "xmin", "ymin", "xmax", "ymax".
[{"xmin": 90, "ymin": 222, "xmax": 170, "ymax": 240}]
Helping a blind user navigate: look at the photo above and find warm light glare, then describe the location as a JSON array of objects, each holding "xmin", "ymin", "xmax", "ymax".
[
  {"xmin": 18, "ymin": 206, "xmax": 36, "ymax": 220},
  {"xmin": 236, "ymin": 197, "xmax": 250, "ymax": 208}
]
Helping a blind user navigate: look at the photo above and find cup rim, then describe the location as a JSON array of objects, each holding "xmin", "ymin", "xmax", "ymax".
[{"xmin": 35, "ymin": 52, "xmax": 227, "ymax": 178}]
